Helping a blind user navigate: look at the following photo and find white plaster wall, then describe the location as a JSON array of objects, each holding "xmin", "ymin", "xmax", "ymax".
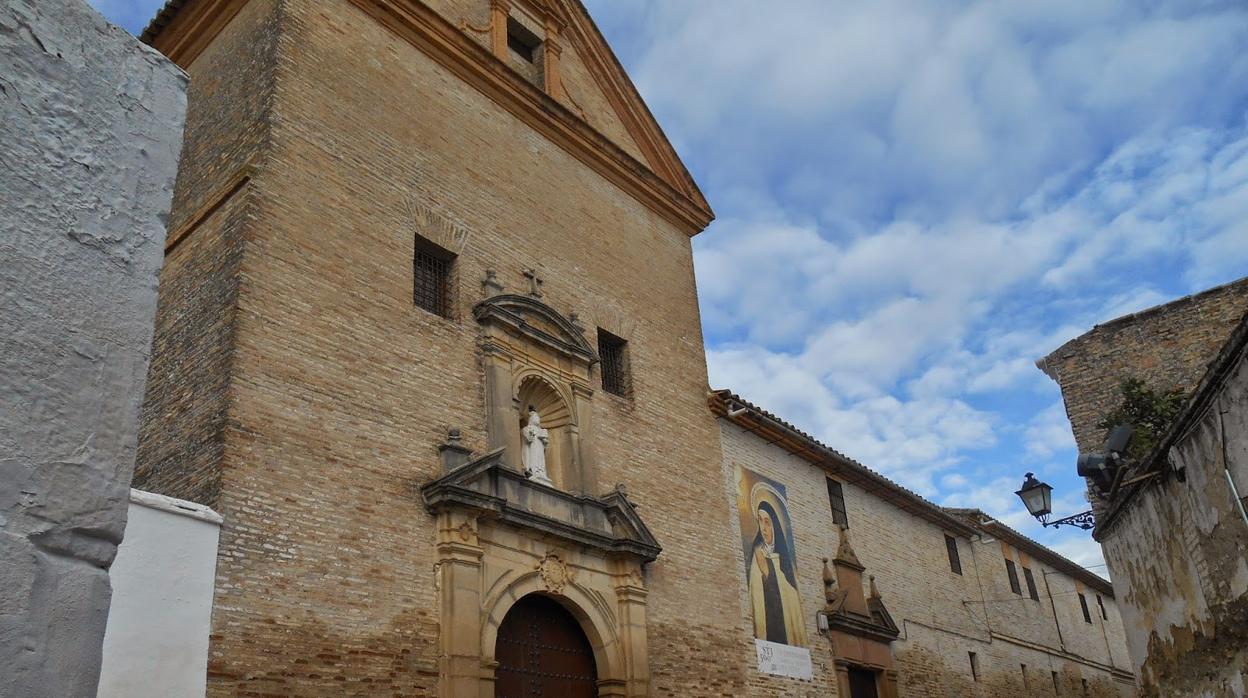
[{"xmin": 97, "ymin": 490, "xmax": 221, "ymax": 698}]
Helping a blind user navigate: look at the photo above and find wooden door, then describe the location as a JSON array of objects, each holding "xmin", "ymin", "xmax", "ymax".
[
  {"xmin": 848, "ymin": 667, "xmax": 880, "ymax": 698},
  {"xmin": 495, "ymin": 594, "xmax": 598, "ymax": 698}
]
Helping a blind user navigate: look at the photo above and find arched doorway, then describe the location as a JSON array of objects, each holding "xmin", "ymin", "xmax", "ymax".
[{"xmin": 495, "ymin": 594, "xmax": 598, "ymax": 698}]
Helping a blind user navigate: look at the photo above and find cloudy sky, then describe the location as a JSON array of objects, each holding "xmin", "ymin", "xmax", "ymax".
[{"xmin": 93, "ymin": 1, "xmax": 1248, "ymax": 574}]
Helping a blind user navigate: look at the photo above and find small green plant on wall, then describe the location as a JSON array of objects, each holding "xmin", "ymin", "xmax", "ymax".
[{"xmin": 1098, "ymin": 378, "xmax": 1186, "ymax": 463}]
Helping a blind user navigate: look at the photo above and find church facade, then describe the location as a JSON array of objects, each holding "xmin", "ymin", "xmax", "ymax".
[{"xmin": 134, "ymin": 1, "xmax": 1135, "ymax": 696}]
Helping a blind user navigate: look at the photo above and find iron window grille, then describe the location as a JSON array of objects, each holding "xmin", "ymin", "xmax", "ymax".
[
  {"xmin": 597, "ymin": 328, "xmax": 630, "ymax": 398},
  {"xmin": 413, "ymin": 237, "xmax": 453, "ymax": 318},
  {"xmin": 827, "ymin": 479, "xmax": 849, "ymax": 528}
]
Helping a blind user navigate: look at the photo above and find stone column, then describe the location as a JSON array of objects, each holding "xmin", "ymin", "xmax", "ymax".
[
  {"xmin": 571, "ymin": 384, "xmax": 597, "ymax": 492},
  {"xmin": 542, "ymin": 19, "xmax": 564, "ymax": 99},
  {"xmin": 488, "ymin": 0, "xmax": 509, "ymax": 60},
  {"xmin": 481, "ymin": 340, "xmax": 521, "ymax": 469},
  {"xmin": 436, "ymin": 512, "xmax": 485, "ymax": 698},
  {"xmin": 0, "ymin": 2, "xmax": 185, "ymax": 696},
  {"xmin": 613, "ymin": 566, "xmax": 650, "ymax": 698}
]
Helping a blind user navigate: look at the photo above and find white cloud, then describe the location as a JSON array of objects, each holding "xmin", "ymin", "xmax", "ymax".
[{"xmin": 1024, "ymin": 402, "xmax": 1077, "ymax": 460}]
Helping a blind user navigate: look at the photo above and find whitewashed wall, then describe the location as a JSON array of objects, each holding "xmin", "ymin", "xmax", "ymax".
[{"xmin": 97, "ymin": 490, "xmax": 221, "ymax": 698}]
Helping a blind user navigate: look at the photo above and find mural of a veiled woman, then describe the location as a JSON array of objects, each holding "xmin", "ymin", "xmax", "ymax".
[{"xmin": 746, "ymin": 488, "xmax": 807, "ymax": 646}]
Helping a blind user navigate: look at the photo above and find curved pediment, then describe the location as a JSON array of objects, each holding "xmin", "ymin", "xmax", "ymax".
[{"xmin": 474, "ymin": 294, "xmax": 598, "ymax": 364}]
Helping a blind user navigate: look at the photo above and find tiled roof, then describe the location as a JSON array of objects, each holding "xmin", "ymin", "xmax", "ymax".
[{"xmin": 139, "ymin": 0, "xmax": 184, "ymax": 45}]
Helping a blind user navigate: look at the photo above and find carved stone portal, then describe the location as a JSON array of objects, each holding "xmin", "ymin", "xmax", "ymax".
[{"xmin": 423, "ymin": 450, "xmax": 659, "ymax": 698}]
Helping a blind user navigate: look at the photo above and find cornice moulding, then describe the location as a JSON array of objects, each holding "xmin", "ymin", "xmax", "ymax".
[{"xmin": 143, "ymin": 0, "xmax": 713, "ymax": 232}]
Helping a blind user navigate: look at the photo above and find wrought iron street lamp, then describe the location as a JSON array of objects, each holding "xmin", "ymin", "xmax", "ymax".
[{"xmin": 1015, "ymin": 472, "xmax": 1095, "ymax": 530}]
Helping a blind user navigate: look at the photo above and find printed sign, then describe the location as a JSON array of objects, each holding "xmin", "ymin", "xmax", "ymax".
[{"xmin": 755, "ymin": 638, "xmax": 813, "ymax": 680}]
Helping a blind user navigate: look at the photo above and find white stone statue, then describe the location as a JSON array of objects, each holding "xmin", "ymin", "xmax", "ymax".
[{"xmin": 521, "ymin": 407, "xmax": 552, "ymax": 486}]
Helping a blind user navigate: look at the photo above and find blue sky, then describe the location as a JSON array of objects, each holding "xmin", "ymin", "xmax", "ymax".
[{"xmin": 93, "ymin": 1, "xmax": 1248, "ymax": 573}]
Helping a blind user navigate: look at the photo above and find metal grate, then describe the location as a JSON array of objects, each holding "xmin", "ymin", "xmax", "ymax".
[
  {"xmin": 827, "ymin": 478, "xmax": 848, "ymax": 527},
  {"xmin": 413, "ymin": 241, "xmax": 451, "ymax": 318},
  {"xmin": 597, "ymin": 328, "xmax": 629, "ymax": 397}
]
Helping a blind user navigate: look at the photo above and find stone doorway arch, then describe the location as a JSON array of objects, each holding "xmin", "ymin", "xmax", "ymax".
[{"xmin": 495, "ymin": 594, "xmax": 598, "ymax": 698}]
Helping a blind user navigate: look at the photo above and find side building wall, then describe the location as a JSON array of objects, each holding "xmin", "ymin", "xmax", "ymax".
[
  {"xmin": 0, "ymin": 2, "xmax": 185, "ymax": 696},
  {"xmin": 1095, "ymin": 321, "xmax": 1248, "ymax": 696},
  {"xmin": 719, "ymin": 420, "xmax": 1136, "ymax": 697},
  {"xmin": 138, "ymin": 0, "xmax": 746, "ymax": 694},
  {"xmin": 1039, "ymin": 277, "xmax": 1248, "ymax": 454}
]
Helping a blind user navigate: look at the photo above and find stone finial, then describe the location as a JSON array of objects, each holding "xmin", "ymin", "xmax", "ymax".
[
  {"xmin": 438, "ymin": 426, "xmax": 473, "ymax": 472},
  {"xmin": 822, "ymin": 557, "xmax": 837, "ymax": 603},
  {"xmin": 834, "ymin": 524, "xmax": 864, "ymax": 570},
  {"xmin": 482, "ymin": 269, "xmax": 504, "ymax": 297},
  {"xmin": 568, "ymin": 310, "xmax": 585, "ymax": 334},
  {"xmin": 869, "ymin": 574, "xmax": 881, "ymax": 600}
]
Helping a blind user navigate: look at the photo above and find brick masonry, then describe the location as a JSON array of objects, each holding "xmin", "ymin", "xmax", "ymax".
[
  {"xmin": 719, "ymin": 420, "xmax": 1136, "ymax": 697},
  {"xmin": 137, "ymin": 0, "xmax": 746, "ymax": 695},
  {"xmin": 1042, "ymin": 287, "xmax": 1248, "ymax": 697},
  {"xmin": 1038, "ymin": 277, "xmax": 1248, "ymax": 455}
]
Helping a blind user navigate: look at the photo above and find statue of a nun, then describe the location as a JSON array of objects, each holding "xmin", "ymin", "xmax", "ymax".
[{"xmin": 521, "ymin": 407, "xmax": 552, "ymax": 486}]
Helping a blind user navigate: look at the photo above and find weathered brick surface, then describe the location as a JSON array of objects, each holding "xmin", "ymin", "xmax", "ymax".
[
  {"xmin": 1039, "ymin": 277, "xmax": 1248, "ymax": 454},
  {"xmin": 140, "ymin": 0, "xmax": 747, "ymax": 695},
  {"xmin": 136, "ymin": 0, "xmax": 281, "ymax": 509},
  {"xmin": 719, "ymin": 420, "xmax": 1136, "ymax": 696}
]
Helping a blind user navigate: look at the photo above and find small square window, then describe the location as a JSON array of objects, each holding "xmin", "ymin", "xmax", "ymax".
[
  {"xmin": 597, "ymin": 328, "xmax": 630, "ymax": 398},
  {"xmin": 506, "ymin": 16, "xmax": 542, "ymax": 63},
  {"xmin": 1079, "ymin": 593, "xmax": 1093, "ymax": 623},
  {"xmin": 1005, "ymin": 559, "xmax": 1022, "ymax": 595},
  {"xmin": 827, "ymin": 479, "xmax": 848, "ymax": 528},
  {"xmin": 1023, "ymin": 567, "xmax": 1040, "ymax": 601},
  {"xmin": 413, "ymin": 236, "xmax": 454, "ymax": 318},
  {"xmin": 945, "ymin": 535, "xmax": 962, "ymax": 575}
]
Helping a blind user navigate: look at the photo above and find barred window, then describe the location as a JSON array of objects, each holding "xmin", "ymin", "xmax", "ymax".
[
  {"xmin": 827, "ymin": 479, "xmax": 848, "ymax": 528},
  {"xmin": 598, "ymin": 328, "xmax": 630, "ymax": 397},
  {"xmin": 1005, "ymin": 559, "xmax": 1022, "ymax": 595},
  {"xmin": 413, "ymin": 236, "xmax": 453, "ymax": 318},
  {"xmin": 944, "ymin": 534, "xmax": 962, "ymax": 575},
  {"xmin": 1023, "ymin": 567, "xmax": 1040, "ymax": 601}
]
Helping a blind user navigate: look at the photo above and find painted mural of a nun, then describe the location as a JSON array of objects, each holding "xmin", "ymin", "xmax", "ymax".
[{"xmin": 747, "ymin": 488, "xmax": 807, "ymax": 646}]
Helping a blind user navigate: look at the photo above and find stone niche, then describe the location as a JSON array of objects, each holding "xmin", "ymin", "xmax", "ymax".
[
  {"xmin": 475, "ymin": 292, "xmax": 598, "ymax": 493},
  {"xmin": 419, "ymin": 290, "xmax": 660, "ymax": 697}
]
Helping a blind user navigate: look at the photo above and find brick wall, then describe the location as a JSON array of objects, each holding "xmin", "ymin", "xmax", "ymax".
[
  {"xmin": 719, "ymin": 420, "xmax": 1136, "ymax": 696},
  {"xmin": 1039, "ymin": 278, "xmax": 1248, "ymax": 454},
  {"xmin": 140, "ymin": 0, "xmax": 747, "ymax": 694}
]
